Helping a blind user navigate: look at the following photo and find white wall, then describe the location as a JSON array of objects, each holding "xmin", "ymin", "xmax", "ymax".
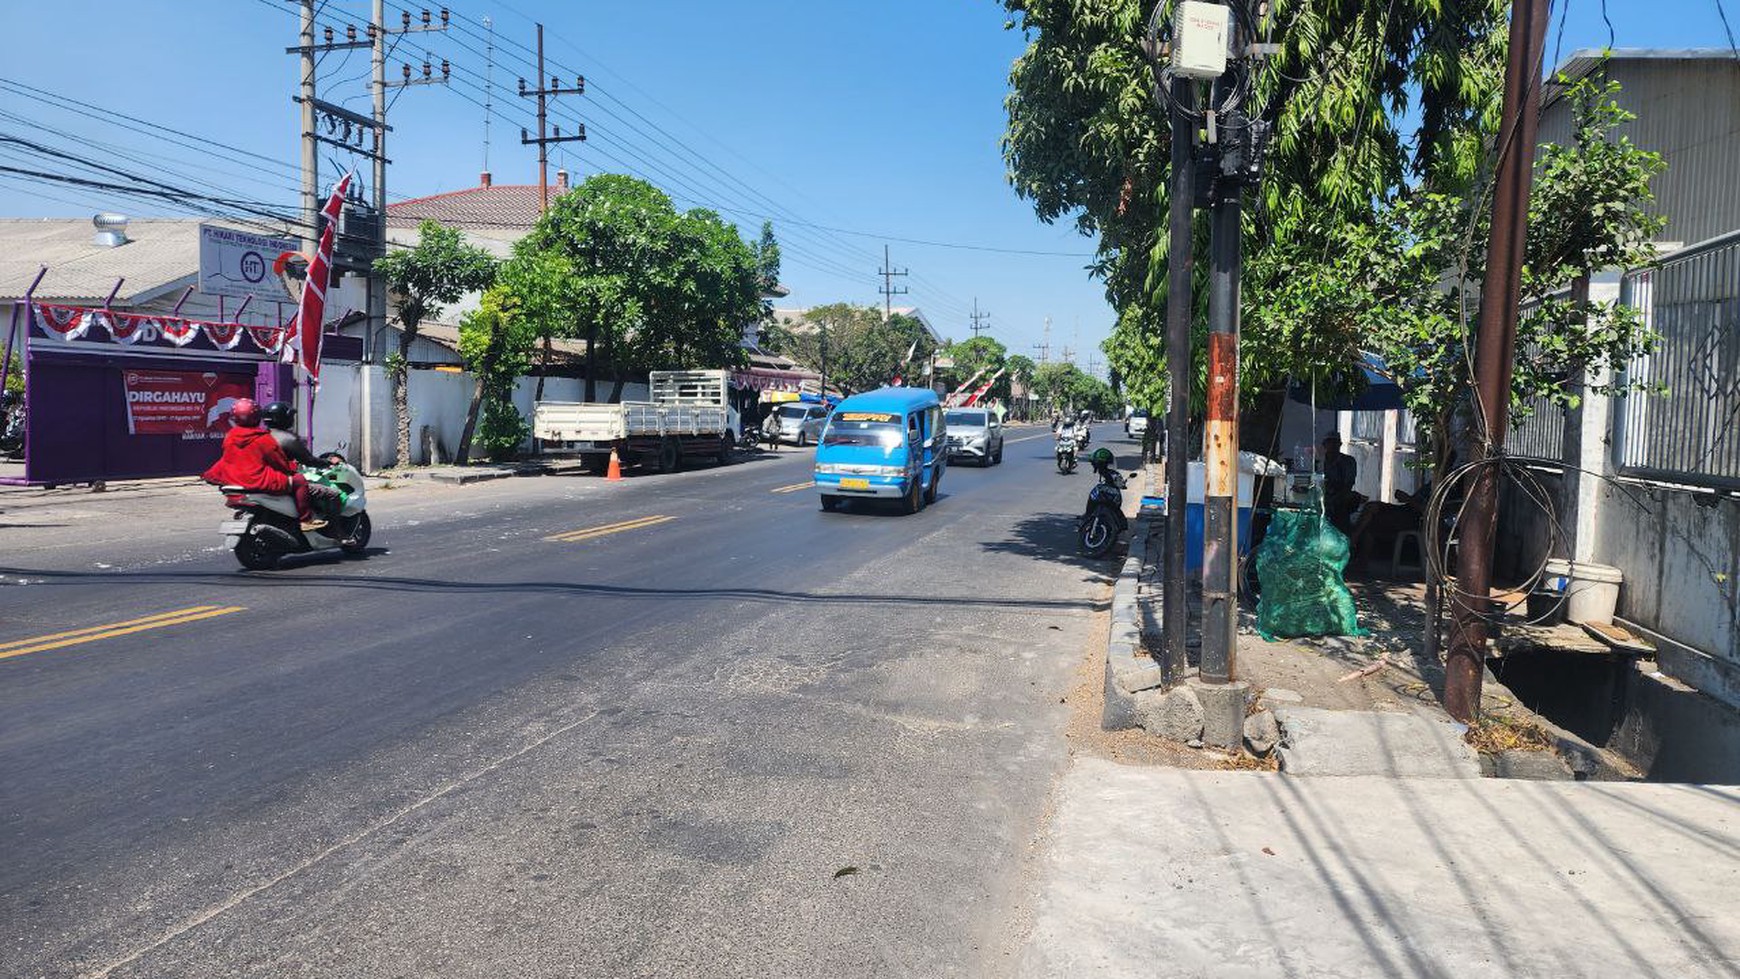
[{"xmin": 305, "ymin": 366, "xmax": 652, "ymax": 469}]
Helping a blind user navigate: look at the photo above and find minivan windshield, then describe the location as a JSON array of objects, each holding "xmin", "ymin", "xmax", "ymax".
[
  {"xmin": 945, "ymin": 410, "xmax": 986, "ymax": 427},
  {"xmin": 822, "ymin": 411, "xmax": 904, "ymax": 448},
  {"xmin": 777, "ymin": 404, "xmax": 812, "ymax": 421}
]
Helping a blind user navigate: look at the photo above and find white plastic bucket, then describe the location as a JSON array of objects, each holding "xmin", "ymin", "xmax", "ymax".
[{"xmin": 1542, "ymin": 558, "xmax": 1624, "ymax": 625}]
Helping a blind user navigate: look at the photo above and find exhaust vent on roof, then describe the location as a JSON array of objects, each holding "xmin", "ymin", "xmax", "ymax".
[{"xmin": 92, "ymin": 212, "xmax": 129, "ymax": 247}]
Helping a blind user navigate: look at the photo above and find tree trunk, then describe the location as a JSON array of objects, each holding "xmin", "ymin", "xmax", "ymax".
[
  {"xmin": 394, "ymin": 323, "xmax": 417, "ymax": 467},
  {"xmin": 584, "ymin": 323, "xmax": 597, "ymax": 402},
  {"xmin": 608, "ymin": 374, "xmax": 625, "ymax": 403},
  {"xmin": 534, "ymin": 335, "xmax": 552, "ymax": 401},
  {"xmin": 455, "ymin": 319, "xmax": 504, "ymax": 465}
]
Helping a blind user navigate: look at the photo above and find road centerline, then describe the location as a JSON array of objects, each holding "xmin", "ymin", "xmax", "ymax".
[
  {"xmin": 545, "ymin": 514, "xmax": 675, "ymax": 543},
  {"xmin": 770, "ymin": 480, "xmax": 814, "ymax": 494},
  {"xmin": 0, "ymin": 605, "xmax": 247, "ymax": 661}
]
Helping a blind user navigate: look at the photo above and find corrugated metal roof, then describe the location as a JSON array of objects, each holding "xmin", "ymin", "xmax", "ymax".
[
  {"xmin": 1539, "ymin": 52, "xmax": 1740, "ymax": 246},
  {"xmin": 0, "ymin": 217, "xmax": 217, "ymax": 303}
]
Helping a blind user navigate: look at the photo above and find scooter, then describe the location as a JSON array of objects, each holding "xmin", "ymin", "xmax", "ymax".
[
  {"xmin": 1079, "ymin": 457, "xmax": 1134, "ymax": 558},
  {"xmin": 216, "ymin": 455, "xmax": 371, "ymax": 570},
  {"xmin": 1055, "ymin": 428, "xmax": 1079, "ymax": 474}
]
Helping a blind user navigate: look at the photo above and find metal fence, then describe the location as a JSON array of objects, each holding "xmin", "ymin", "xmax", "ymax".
[
  {"xmin": 1508, "ymin": 397, "xmax": 1566, "ymax": 461},
  {"xmin": 1616, "ymin": 231, "xmax": 1740, "ymax": 490}
]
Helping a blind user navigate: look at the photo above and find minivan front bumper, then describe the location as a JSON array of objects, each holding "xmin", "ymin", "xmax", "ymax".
[{"xmin": 813, "ymin": 471, "xmax": 909, "ymax": 498}]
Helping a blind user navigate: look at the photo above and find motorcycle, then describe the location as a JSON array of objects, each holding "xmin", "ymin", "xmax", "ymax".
[
  {"xmin": 1078, "ymin": 459, "xmax": 1134, "ymax": 557},
  {"xmin": 1074, "ymin": 423, "xmax": 1091, "ymax": 451},
  {"xmin": 1055, "ymin": 429, "xmax": 1079, "ymax": 474},
  {"xmin": 216, "ymin": 455, "xmax": 371, "ymax": 570}
]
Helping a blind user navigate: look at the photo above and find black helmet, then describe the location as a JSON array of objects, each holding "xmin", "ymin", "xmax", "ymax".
[{"xmin": 261, "ymin": 401, "xmax": 296, "ymax": 430}]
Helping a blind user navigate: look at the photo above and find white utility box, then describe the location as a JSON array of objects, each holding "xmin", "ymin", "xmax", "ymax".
[{"xmin": 1171, "ymin": 1, "xmax": 1230, "ymax": 79}]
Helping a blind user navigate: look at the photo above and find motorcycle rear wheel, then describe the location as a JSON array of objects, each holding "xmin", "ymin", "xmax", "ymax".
[
  {"xmin": 340, "ymin": 512, "xmax": 372, "ymax": 554},
  {"xmin": 1080, "ymin": 511, "xmax": 1116, "ymax": 557},
  {"xmin": 235, "ymin": 533, "xmax": 281, "ymax": 571}
]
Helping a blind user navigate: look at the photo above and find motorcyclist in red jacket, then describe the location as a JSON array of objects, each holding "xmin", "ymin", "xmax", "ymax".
[{"xmin": 202, "ymin": 398, "xmax": 332, "ymax": 529}]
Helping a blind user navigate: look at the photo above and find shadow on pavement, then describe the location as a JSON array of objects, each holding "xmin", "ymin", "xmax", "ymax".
[{"xmin": 979, "ymin": 511, "xmax": 1123, "ymax": 581}]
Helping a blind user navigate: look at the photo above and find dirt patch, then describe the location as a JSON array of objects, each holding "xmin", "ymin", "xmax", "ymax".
[
  {"xmin": 1062, "ymin": 597, "xmax": 1231, "ymax": 771},
  {"xmin": 1465, "ymin": 714, "xmax": 1555, "ymax": 754}
]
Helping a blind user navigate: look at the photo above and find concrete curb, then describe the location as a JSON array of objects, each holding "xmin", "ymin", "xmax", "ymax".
[{"xmin": 1102, "ymin": 468, "xmax": 1165, "ymax": 730}]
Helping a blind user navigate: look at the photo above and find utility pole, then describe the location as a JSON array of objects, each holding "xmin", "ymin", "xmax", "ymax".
[
  {"xmin": 1200, "ymin": 57, "xmax": 1246, "ymax": 688},
  {"xmin": 1162, "ymin": 74, "xmax": 1196, "ymax": 683},
  {"xmin": 520, "ymin": 25, "xmax": 587, "ymax": 213},
  {"xmin": 1446, "ymin": 0, "xmax": 1550, "ymax": 723},
  {"xmin": 969, "ymin": 298, "xmax": 992, "ymax": 337},
  {"xmin": 878, "ymin": 245, "xmax": 909, "ymax": 322},
  {"xmin": 298, "ymin": 1, "xmax": 318, "ymax": 258},
  {"xmin": 1034, "ymin": 316, "xmax": 1051, "ymax": 363}
]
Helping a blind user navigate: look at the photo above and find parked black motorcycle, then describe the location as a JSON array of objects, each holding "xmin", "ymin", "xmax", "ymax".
[{"xmin": 1079, "ymin": 448, "xmax": 1134, "ymax": 557}]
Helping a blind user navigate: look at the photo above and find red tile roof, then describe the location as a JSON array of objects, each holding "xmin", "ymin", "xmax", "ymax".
[{"xmin": 388, "ymin": 184, "xmax": 543, "ymax": 230}]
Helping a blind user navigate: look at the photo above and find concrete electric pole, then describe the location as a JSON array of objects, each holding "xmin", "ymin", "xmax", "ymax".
[
  {"xmin": 518, "ymin": 23, "xmax": 586, "ymax": 214},
  {"xmin": 879, "ymin": 245, "xmax": 909, "ymax": 322}
]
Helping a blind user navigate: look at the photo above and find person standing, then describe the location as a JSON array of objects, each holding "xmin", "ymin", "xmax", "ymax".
[{"xmin": 1320, "ymin": 432, "xmax": 1359, "ymax": 533}]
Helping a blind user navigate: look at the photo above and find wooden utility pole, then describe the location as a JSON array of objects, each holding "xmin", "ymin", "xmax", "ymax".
[{"xmin": 1445, "ymin": 0, "xmax": 1551, "ymax": 722}]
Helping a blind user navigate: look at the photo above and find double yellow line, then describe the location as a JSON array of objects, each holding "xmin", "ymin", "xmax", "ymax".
[
  {"xmin": 0, "ymin": 605, "xmax": 246, "ymax": 661},
  {"xmin": 771, "ymin": 481, "xmax": 813, "ymax": 494},
  {"xmin": 545, "ymin": 514, "xmax": 675, "ymax": 543}
]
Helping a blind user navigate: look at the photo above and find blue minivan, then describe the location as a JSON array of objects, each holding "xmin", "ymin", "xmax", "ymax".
[{"xmin": 812, "ymin": 387, "xmax": 947, "ymax": 514}]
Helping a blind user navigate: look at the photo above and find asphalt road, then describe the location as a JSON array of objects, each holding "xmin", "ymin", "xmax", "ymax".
[{"xmin": 0, "ymin": 424, "xmax": 1138, "ymax": 978}]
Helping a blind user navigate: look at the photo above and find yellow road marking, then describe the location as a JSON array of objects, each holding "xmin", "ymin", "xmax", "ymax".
[
  {"xmin": 545, "ymin": 514, "xmax": 674, "ymax": 542},
  {"xmin": 0, "ymin": 606, "xmax": 246, "ymax": 661},
  {"xmin": 771, "ymin": 481, "xmax": 814, "ymax": 494}
]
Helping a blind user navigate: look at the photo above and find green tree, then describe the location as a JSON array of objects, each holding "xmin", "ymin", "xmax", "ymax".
[
  {"xmin": 942, "ymin": 335, "xmax": 1011, "ymax": 400},
  {"xmin": 455, "ymin": 286, "xmax": 539, "ymax": 464},
  {"xmin": 1006, "ymin": 353, "xmax": 1037, "ymax": 418},
  {"xmin": 765, "ymin": 304, "xmax": 937, "ymax": 395},
  {"xmin": 516, "ymin": 176, "xmax": 760, "ymax": 402},
  {"xmin": 374, "ymin": 220, "xmax": 498, "ymax": 467},
  {"xmin": 1259, "ymin": 73, "xmax": 1667, "ymax": 469},
  {"xmin": 1001, "ymin": 0, "xmax": 1505, "ymax": 427},
  {"xmin": 753, "ymin": 221, "xmax": 782, "ymax": 296}
]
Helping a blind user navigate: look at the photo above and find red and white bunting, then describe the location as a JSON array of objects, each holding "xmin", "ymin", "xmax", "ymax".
[
  {"xmin": 158, "ymin": 318, "xmax": 200, "ymax": 346},
  {"xmin": 104, "ymin": 312, "xmax": 144, "ymax": 344},
  {"xmin": 247, "ymin": 325, "xmax": 286, "ymax": 356},
  {"xmin": 203, "ymin": 321, "xmax": 244, "ymax": 350},
  {"xmin": 34, "ymin": 304, "xmax": 90, "ymax": 341}
]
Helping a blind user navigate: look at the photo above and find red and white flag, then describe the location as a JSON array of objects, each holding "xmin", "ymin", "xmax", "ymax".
[{"xmin": 290, "ymin": 172, "xmax": 353, "ymax": 383}]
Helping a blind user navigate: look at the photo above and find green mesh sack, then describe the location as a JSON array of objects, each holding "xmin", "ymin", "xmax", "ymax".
[{"xmin": 1254, "ymin": 505, "xmax": 1363, "ymax": 640}]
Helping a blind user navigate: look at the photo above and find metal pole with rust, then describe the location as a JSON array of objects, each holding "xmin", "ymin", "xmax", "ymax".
[
  {"xmin": 1162, "ymin": 75, "xmax": 1196, "ymax": 684},
  {"xmin": 1199, "ymin": 68, "xmax": 1243, "ymax": 686},
  {"xmin": 1444, "ymin": 0, "xmax": 1551, "ymax": 722}
]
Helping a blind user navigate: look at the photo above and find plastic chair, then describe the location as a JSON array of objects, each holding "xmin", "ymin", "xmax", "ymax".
[{"xmin": 1391, "ymin": 529, "xmax": 1425, "ymax": 578}]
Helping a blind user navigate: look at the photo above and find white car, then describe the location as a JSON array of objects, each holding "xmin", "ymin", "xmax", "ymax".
[{"xmin": 1125, "ymin": 410, "xmax": 1149, "ymax": 438}]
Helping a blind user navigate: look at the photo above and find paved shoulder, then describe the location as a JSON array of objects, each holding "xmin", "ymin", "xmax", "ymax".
[{"xmin": 1021, "ymin": 758, "xmax": 1740, "ymax": 978}]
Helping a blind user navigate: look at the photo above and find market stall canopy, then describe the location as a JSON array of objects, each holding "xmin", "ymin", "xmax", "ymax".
[{"xmin": 1287, "ymin": 351, "xmax": 1407, "ymax": 412}]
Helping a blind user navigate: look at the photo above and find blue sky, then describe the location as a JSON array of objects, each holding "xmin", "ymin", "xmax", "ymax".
[{"xmin": 0, "ymin": 1, "xmax": 1734, "ymax": 369}]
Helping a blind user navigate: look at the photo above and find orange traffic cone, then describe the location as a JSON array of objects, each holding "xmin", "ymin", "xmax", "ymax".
[{"xmin": 606, "ymin": 448, "xmax": 623, "ymax": 481}]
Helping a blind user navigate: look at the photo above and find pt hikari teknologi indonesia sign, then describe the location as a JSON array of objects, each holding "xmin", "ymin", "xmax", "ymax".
[{"xmin": 121, "ymin": 369, "xmax": 255, "ymax": 438}]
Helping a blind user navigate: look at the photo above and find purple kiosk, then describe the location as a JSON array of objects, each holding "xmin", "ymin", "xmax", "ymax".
[{"xmin": 2, "ymin": 275, "xmax": 294, "ymax": 487}]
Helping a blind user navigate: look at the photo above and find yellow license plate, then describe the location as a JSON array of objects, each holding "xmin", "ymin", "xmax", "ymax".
[{"xmin": 840, "ymin": 477, "xmax": 871, "ymax": 490}]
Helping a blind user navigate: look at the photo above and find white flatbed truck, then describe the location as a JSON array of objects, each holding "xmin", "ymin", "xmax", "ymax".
[{"xmin": 533, "ymin": 370, "xmax": 738, "ymax": 474}]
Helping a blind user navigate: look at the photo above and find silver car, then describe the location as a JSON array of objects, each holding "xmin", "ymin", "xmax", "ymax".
[
  {"xmin": 773, "ymin": 403, "xmax": 830, "ymax": 446},
  {"xmin": 945, "ymin": 408, "xmax": 1004, "ymax": 465}
]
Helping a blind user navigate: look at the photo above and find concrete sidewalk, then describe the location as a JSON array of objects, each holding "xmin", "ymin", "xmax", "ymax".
[{"xmin": 1021, "ymin": 758, "xmax": 1739, "ymax": 978}]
